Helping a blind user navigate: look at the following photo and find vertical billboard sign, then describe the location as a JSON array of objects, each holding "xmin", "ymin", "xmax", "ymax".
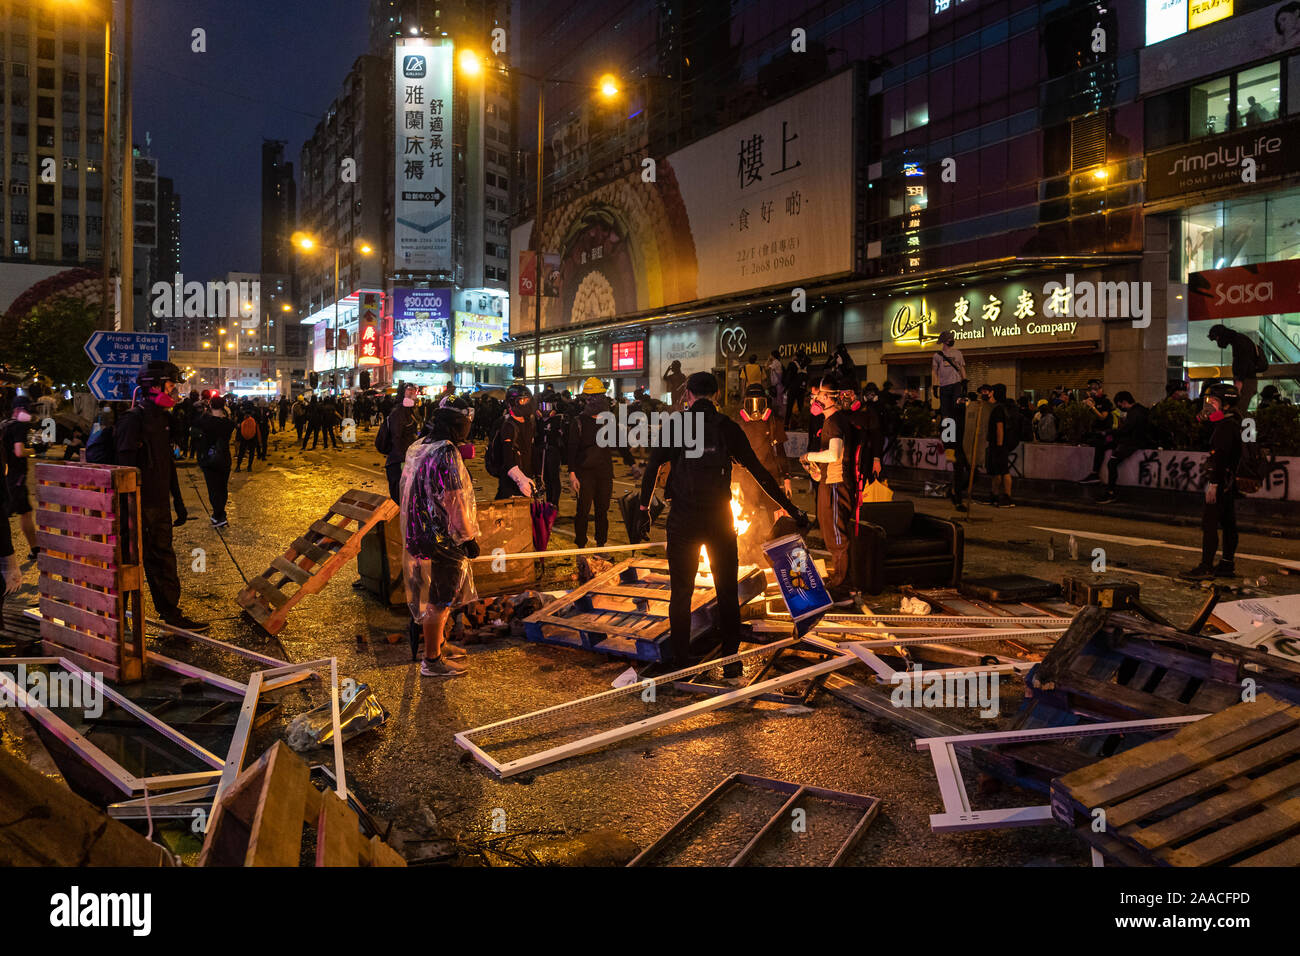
[
  {"xmin": 394, "ymin": 39, "xmax": 453, "ymax": 273},
  {"xmin": 392, "ymin": 288, "xmax": 452, "ymax": 363}
]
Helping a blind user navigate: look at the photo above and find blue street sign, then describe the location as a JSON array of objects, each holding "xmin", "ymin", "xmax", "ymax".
[
  {"xmin": 84, "ymin": 331, "xmax": 169, "ymax": 366},
  {"xmin": 88, "ymin": 365, "xmax": 140, "ymax": 401}
]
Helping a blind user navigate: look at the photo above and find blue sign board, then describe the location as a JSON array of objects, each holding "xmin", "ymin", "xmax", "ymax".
[
  {"xmin": 84, "ymin": 331, "xmax": 169, "ymax": 366},
  {"xmin": 763, "ymin": 533, "xmax": 833, "ymax": 634},
  {"xmin": 87, "ymin": 365, "xmax": 140, "ymax": 401}
]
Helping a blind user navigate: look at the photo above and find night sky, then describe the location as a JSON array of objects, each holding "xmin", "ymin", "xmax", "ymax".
[{"xmin": 132, "ymin": 0, "xmax": 370, "ymax": 284}]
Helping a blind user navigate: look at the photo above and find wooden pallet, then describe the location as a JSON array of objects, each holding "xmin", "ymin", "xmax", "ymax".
[
  {"xmin": 200, "ymin": 742, "xmax": 404, "ymax": 867},
  {"xmin": 33, "ymin": 463, "xmax": 145, "ymax": 682},
  {"xmin": 472, "ymin": 497, "xmax": 536, "ymax": 595},
  {"xmin": 977, "ymin": 608, "xmax": 1300, "ymax": 795},
  {"xmin": 237, "ymin": 489, "xmax": 398, "ymax": 635},
  {"xmin": 1052, "ymin": 694, "xmax": 1300, "ymax": 866},
  {"xmin": 524, "ymin": 556, "xmax": 766, "ymax": 662}
]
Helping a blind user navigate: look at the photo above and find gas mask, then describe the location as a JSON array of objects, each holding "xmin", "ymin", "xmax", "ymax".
[
  {"xmin": 152, "ymin": 385, "xmax": 177, "ymax": 408},
  {"xmin": 402, "ymin": 395, "xmax": 416, "ymax": 407},
  {"xmin": 585, "ymin": 396, "xmax": 608, "ymax": 415},
  {"xmin": 744, "ymin": 396, "xmax": 769, "ymax": 419}
]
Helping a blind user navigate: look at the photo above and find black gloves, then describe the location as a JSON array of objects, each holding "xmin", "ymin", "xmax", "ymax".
[
  {"xmin": 463, "ymin": 538, "xmax": 481, "ymax": 560},
  {"xmin": 792, "ymin": 509, "xmax": 811, "ymax": 533}
]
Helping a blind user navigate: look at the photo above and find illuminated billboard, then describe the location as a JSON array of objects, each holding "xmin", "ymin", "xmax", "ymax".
[
  {"xmin": 453, "ymin": 311, "xmax": 512, "ymax": 366},
  {"xmin": 392, "ymin": 288, "xmax": 451, "ymax": 363},
  {"xmin": 394, "ymin": 39, "xmax": 453, "ymax": 273}
]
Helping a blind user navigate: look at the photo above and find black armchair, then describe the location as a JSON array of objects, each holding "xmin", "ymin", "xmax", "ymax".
[{"xmin": 851, "ymin": 500, "xmax": 963, "ymax": 595}]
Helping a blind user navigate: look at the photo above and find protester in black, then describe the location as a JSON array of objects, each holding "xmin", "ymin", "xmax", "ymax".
[
  {"xmin": 383, "ymin": 383, "xmax": 421, "ymax": 501},
  {"xmin": 567, "ymin": 380, "xmax": 630, "ymax": 548},
  {"xmin": 234, "ymin": 403, "xmax": 258, "ymax": 472},
  {"xmin": 639, "ymin": 372, "xmax": 806, "ymax": 673},
  {"xmin": 534, "ymin": 388, "xmax": 568, "ymax": 509},
  {"xmin": 1080, "ymin": 379, "xmax": 1117, "ymax": 483},
  {"xmin": 734, "ymin": 384, "xmax": 791, "ymax": 556},
  {"xmin": 986, "ymin": 383, "xmax": 1015, "ymax": 508},
  {"xmin": 1183, "ymin": 383, "xmax": 1243, "ymax": 580},
  {"xmin": 195, "ymin": 395, "xmax": 236, "ymax": 526},
  {"xmin": 1097, "ymin": 391, "xmax": 1149, "ymax": 503},
  {"xmin": 1208, "ymin": 324, "xmax": 1264, "ymax": 411},
  {"xmin": 1, "ymin": 395, "xmax": 37, "ymax": 559},
  {"xmin": 801, "ymin": 371, "xmax": 854, "ymax": 600},
  {"xmin": 495, "ymin": 385, "xmax": 537, "ymax": 499},
  {"xmin": 115, "ymin": 361, "xmax": 208, "ymax": 631}
]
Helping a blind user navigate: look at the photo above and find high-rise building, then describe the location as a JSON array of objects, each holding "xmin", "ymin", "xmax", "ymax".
[
  {"xmin": 0, "ymin": 0, "xmax": 110, "ymax": 309},
  {"xmin": 261, "ymin": 139, "xmax": 295, "ymax": 277},
  {"xmin": 131, "ymin": 149, "xmax": 157, "ymax": 331},
  {"xmin": 157, "ymin": 175, "xmax": 180, "ymax": 282}
]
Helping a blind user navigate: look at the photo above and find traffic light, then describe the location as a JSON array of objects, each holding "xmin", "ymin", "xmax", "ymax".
[{"xmin": 309, "ymin": 371, "xmax": 319, "ymax": 390}]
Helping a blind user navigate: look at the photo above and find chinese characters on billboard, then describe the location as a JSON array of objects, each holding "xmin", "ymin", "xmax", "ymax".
[
  {"xmin": 394, "ymin": 39, "xmax": 453, "ymax": 272},
  {"xmin": 392, "ymin": 288, "xmax": 451, "ymax": 363},
  {"xmin": 453, "ymin": 311, "xmax": 512, "ymax": 366}
]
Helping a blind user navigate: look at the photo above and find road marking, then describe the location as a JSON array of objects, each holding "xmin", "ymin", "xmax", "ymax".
[{"xmin": 1031, "ymin": 526, "xmax": 1300, "ymax": 571}]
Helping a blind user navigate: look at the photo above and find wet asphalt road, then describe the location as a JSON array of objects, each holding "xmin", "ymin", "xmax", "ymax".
[{"xmin": 6, "ymin": 421, "xmax": 1298, "ymax": 866}]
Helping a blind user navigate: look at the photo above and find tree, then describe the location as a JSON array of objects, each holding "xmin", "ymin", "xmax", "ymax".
[{"xmin": 14, "ymin": 297, "xmax": 97, "ymax": 386}]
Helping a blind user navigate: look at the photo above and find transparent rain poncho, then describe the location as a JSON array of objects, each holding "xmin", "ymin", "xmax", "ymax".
[{"xmin": 399, "ymin": 437, "xmax": 480, "ymax": 622}]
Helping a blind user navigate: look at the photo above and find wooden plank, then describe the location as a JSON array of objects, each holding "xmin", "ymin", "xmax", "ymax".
[
  {"xmin": 343, "ymin": 488, "xmax": 389, "ymax": 508},
  {"xmin": 244, "ymin": 744, "xmax": 311, "ymax": 866},
  {"xmin": 309, "ymin": 519, "xmax": 352, "ymax": 544},
  {"xmin": 34, "ymin": 484, "xmax": 117, "ymax": 512},
  {"xmin": 271, "ymin": 556, "xmax": 313, "ymax": 585},
  {"xmin": 37, "ymin": 552, "xmax": 118, "ymax": 590},
  {"xmin": 39, "ymin": 617, "xmax": 121, "ymax": 663},
  {"xmin": 1165, "ymin": 795, "xmax": 1300, "ymax": 866},
  {"xmin": 35, "ymin": 530, "xmax": 117, "ymax": 562},
  {"xmin": 288, "ymin": 537, "xmax": 333, "ymax": 564},
  {"xmin": 328, "ymin": 500, "xmax": 382, "ymax": 523},
  {"xmin": 34, "ymin": 462, "xmax": 117, "ymax": 488},
  {"xmin": 1234, "ymin": 830, "xmax": 1300, "ymax": 866},
  {"xmin": 244, "ymin": 576, "xmax": 290, "ymax": 609},
  {"xmin": 34, "ymin": 508, "xmax": 116, "ymax": 535},
  {"xmin": 38, "ymin": 575, "xmax": 118, "ymax": 614},
  {"xmin": 315, "ymin": 789, "xmax": 360, "ymax": 867},
  {"xmin": 37, "ymin": 640, "xmax": 121, "ymax": 681},
  {"xmin": 39, "ymin": 597, "xmax": 120, "ymax": 638}
]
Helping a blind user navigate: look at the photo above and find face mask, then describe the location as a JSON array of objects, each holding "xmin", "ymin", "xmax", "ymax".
[
  {"xmin": 809, "ymin": 401, "xmax": 824, "ymax": 416},
  {"xmin": 153, "ymin": 389, "xmax": 176, "ymax": 408},
  {"xmin": 403, "ymin": 397, "xmax": 415, "ymax": 407},
  {"xmin": 459, "ymin": 443, "xmax": 475, "ymax": 459},
  {"xmin": 1209, "ymin": 408, "xmax": 1225, "ymax": 422}
]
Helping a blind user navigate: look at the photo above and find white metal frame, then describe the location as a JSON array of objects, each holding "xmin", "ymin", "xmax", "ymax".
[{"xmin": 914, "ymin": 715, "xmax": 1208, "ymax": 833}]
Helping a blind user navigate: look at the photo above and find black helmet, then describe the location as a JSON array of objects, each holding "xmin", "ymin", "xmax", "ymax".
[
  {"xmin": 428, "ymin": 394, "xmax": 473, "ymax": 442},
  {"xmin": 743, "ymin": 383, "xmax": 768, "ymax": 418},
  {"xmin": 1205, "ymin": 382, "xmax": 1240, "ymax": 407},
  {"xmin": 506, "ymin": 383, "xmax": 533, "ymax": 416},
  {"xmin": 137, "ymin": 360, "xmax": 181, "ymax": 389},
  {"xmin": 538, "ymin": 388, "xmax": 558, "ymax": 413}
]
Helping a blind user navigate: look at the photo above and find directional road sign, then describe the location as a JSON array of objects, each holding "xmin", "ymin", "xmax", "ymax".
[
  {"xmin": 84, "ymin": 331, "xmax": 169, "ymax": 366},
  {"xmin": 88, "ymin": 365, "xmax": 140, "ymax": 401}
]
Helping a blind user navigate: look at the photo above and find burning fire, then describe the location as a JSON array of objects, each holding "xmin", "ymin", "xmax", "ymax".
[{"xmin": 699, "ymin": 486, "xmax": 751, "ymax": 573}]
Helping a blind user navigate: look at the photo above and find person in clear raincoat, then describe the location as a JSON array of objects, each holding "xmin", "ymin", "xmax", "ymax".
[{"xmin": 400, "ymin": 395, "xmax": 482, "ymax": 678}]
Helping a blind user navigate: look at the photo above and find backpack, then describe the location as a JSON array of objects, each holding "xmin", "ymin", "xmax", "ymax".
[
  {"xmin": 484, "ymin": 424, "xmax": 505, "ymax": 478},
  {"xmin": 1236, "ymin": 440, "xmax": 1268, "ymax": 494},
  {"xmin": 671, "ymin": 409, "xmax": 731, "ymax": 505},
  {"xmin": 239, "ymin": 415, "xmax": 258, "ymax": 441},
  {"xmin": 1253, "ymin": 340, "xmax": 1270, "ymax": 375},
  {"xmin": 375, "ymin": 414, "xmax": 393, "ymax": 455},
  {"xmin": 84, "ymin": 425, "xmax": 115, "ymax": 464},
  {"xmin": 1001, "ymin": 402, "xmax": 1024, "ymax": 452},
  {"xmin": 1034, "ymin": 409, "xmax": 1058, "ymax": 443}
]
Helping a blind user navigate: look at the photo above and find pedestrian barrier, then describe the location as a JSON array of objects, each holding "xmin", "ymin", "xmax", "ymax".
[
  {"xmin": 33, "ymin": 462, "xmax": 146, "ymax": 682},
  {"xmin": 237, "ymin": 488, "xmax": 398, "ymax": 635}
]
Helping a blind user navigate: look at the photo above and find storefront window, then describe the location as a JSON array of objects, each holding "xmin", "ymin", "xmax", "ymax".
[
  {"xmin": 1190, "ymin": 75, "xmax": 1232, "ymax": 138},
  {"xmin": 1237, "ymin": 63, "xmax": 1281, "ymax": 127}
]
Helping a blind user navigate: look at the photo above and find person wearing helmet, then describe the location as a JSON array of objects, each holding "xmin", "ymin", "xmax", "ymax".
[
  {"xmin": 382, "ymin": 383, "xmax": 422, "ymax": 501},
  {"xmin": 1183, "ymin": 383, "xmax": 1243, "ymax": 580},
  {"xmin": 567, "ymin": 378, "xmax": 631, "ymax": 549},
  {"xmin": 1, "ymin": 395, "xmax": 38, "ymax": 560},
  {"xmin": 534, "ymin": 388, "xmax": 568, "ymax": 509},
  {"xmin": 495, "ymin": 383, "xmax": 537, "ymax": 499},
  {"xmin": 401, "ymin": 394, "xmax": 480, "ymax": 678},
  {"xmin": 733, "ymin": 383, "xmax": 791, "ymax": 558},
  {"xmin": 116, "ymin": 361, "xmax": 208, "ymax": 631}
]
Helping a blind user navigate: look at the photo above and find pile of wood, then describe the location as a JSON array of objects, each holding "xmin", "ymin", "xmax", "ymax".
[{"xmin": 450, "ymin": 591, "xmax": 548, "ymax": 644}]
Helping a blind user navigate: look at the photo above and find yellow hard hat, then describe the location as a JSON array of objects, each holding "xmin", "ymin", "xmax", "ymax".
[{"xmin": 581, "ymin": 377, "xmax": 605, "ymax": 395}]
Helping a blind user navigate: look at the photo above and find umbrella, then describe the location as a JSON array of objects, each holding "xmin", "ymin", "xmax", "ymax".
[{"xmin": 531, "ymin": 495, "xmax": 558, "ymax": 550}]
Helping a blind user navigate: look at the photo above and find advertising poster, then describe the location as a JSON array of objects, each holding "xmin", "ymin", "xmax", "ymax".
[
  {"xmin": 454, "ymin": 311, "xmax": 513, "ymax": 366},
  {"xmin": 510, "ymin": 70, "xmax": 855, "ymax": 335},
  {"xmin": 763, "ymin": 534, "xmax": 833, "ymax": 634},
  {"xmin": 392, "ymin": 288, "xmax": 451, "ymax": 363},
  {"xmin": 394, "ymin": 39, "xmax": 453, "ymax": 272}
]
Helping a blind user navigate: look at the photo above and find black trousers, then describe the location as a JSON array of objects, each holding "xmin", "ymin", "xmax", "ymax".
[
  {"xmin": 1106, "ymin": 443, "xmax": 1140, "ymax": 490},
  {"xmin": 1201, "ymin": 487, "xmax": 1239, "ymax": 565},
  {"xmin": 258, "ymin": 424, "xmax": 268, "ymax": 458},
  {"xmin": 540, "ymin": 449, "xmax": 562, "ymax": 508},
  {"xmin": 386, "ymin": 461, "xmax": 403, "ymax": 502},
  {"xmin": 785, "ymin": 391, "xmax": 804, "ymax": 428},
  {"xmin": 817, "ymin": 480, "xmax": 854, "ymax": 589},
  {"xmin": 315, "ymin": 425, "xmax": 336, "ymax": 449},
  {"xmin": 301, "ymin": 423, "xmax": 317, "ymax": 448},
  {"xmin": 573, "ymin": 467, "xmax": 612, "ymax": 547},
  {"xmin": 294, "ymin": 420, "xmax": 304, "ymax": 441},
  {"xmin": 938, "ymin": 382, "xmax": 969, "ymax": 502},
  {"xmin": 236, "ymin": 438, "xmax": 257, "ymax": 470},
  {"xmin": 140, "ymin": 504, "xmax": 182, "ymax": 619},
  {"xmin": 201, "ymin": 462, "xmax": 230, "ymax": 522},
  {"xmin": 1089, "ymin": 429, "xmax": 1116, "ymax": 472},
  {"xmin": 666, "ymin": 508, "xmax": 740, "ymax": 661}
]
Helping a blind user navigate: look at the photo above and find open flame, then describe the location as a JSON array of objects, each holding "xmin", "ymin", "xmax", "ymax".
[{"xmin": 699, "ymin": 486, "xmax": 751, "ymax": 574}]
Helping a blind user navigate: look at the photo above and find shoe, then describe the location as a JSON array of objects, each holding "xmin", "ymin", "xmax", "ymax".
[
  {"xmin": 954, "ymin": 502, "xmax": 969, "ymax": 512},
  {"xmin": 213, "ymin": 518, "xmax": 228, "ymax": 529},
  {"xmin": 1180, "ymin": 565, "xmax": 1215, "ymax": 581},
  {"xmin": 443, "ymin": 641, "xmax": 467, "ymax": 660},
  {"xmin": 1080, "ymin": 472, "xmax": 1101, "ymax": 484},
  {"xmin": 162, "ymin": 614, "xmax": 211, "ymax": 633},
  {"xmin": 1213, "ymin": 561, "xmax": 1237, "ymax": 578},
  {"xmin": 26, "ymin": 548, "xmax": 38, "ymax": 563},
  {"xmin": 997, "ymin": 494, "xmax": 1015, "ymax": 508},
  {"xmin": 173, "ymin": 514, "xmax": 188, "ymax": 527},
  {"xmin": 1097, "ymin": 491, "xmax": 1116, "ymax": 503},
  {"xmin": 420, "ymin": 655, "xmax": 466, "ymax": 677}
]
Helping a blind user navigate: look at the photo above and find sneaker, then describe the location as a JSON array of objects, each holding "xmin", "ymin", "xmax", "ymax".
[
  {"xmin": 420, "ymin": 655, "xmax": 466, "ymax": 678},
  {"xmin": 997, "ymin": 494, "xmax": 1015, "ymax": 508},
  {"xmin": 443, "ymin": 641, "xmax": 468, "ymax": 660},
  {"xmin": 1080, "ymin": 472, "xmax": 1101, "ymax": 484},
  {"xmin": 1213, "ymin": 561, "xmax": 1237, "ymax": 578},
  {"xmin": 1097, "ymin": 491, "xmax": 1116, "ymax": 504},
  {"xmin": 213, "ymin": 518, "xmax": 228, "ymax": 529},
  {"xmin": 1180, "ymin": 565, "xmax": 1215, "ymax": 581},
  {"xmin": 163, "ymin": 614, "xmax": 211, "ymax": 633}
]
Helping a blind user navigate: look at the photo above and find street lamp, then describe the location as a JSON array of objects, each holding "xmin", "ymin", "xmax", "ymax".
[
  {"xmin": 292, "ymin": 232, "xmax": 375, "ymax": 394},
  {"xmin": 457, "ymin": 51, "xmax": 621, "ymax": 394}
]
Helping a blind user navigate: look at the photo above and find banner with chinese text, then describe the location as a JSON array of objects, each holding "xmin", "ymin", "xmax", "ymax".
[{"xmin": 394, "ymin": 39, "xmax": 453, "ymax": 273}]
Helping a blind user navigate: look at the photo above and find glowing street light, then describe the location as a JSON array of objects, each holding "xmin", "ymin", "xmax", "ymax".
[{"xmin": 598, "ymin": 74, "xmax": 620, "ymax": 99}]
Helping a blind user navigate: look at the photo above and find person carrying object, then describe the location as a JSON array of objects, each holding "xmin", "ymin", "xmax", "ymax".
[
  {"xmin": 495, "ymin": 384, "xmax": 538, "ymax": 500},
  {"xmin": 401, "ymin": 396, "xmax": 480, "ymax": 678}
]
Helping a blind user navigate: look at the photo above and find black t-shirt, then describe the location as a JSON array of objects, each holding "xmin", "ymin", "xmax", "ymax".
[
  {"xmin": 988, "ymin": 402, "xmax": 1009, "ymax": 449},
  {"xmin": 819, "ymin": 411, "xmax": 847, "ymax": 485},
  {"xmin": 2, "ymin": 418, "xmax": 29, "ymax": 487},
  {"xmin": 195, "ymin": 413, "xmax": 236, "ymax": 466},
  {"xmin": 500, "ymin": 413, "xmax": 535, "ymax": 478}
]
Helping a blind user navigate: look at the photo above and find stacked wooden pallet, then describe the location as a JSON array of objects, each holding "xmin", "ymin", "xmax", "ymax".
[
  {"xmin": 237, "ymin": 489, "xmax": 398, "ymax": 635},
  {"xmin": 1052, "ymin": 695, "xmax": 1300, "ymax": 866},
  {"xmin": 524, "ymin": 556, "xmax": 766, "ymax": 662},
  {"xmin": 33, "ymin": 463, "xmax": 145, "ymax": 682}
]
